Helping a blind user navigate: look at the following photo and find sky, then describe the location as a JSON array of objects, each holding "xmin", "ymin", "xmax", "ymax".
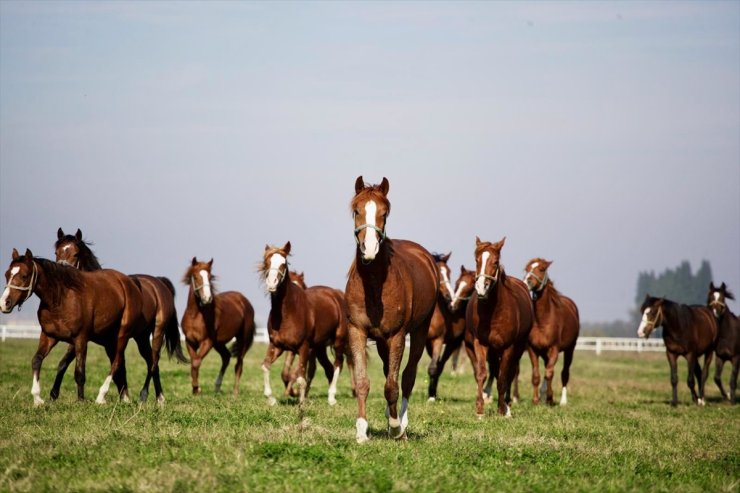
[{"xmin": 1, "ymin": 1, "xmax": 738, "ymax": 326}]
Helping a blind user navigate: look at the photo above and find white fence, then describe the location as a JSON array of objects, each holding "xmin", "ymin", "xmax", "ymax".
[
  {"xmin": 0, "ymin": 324, "xmax": 270, "ymax": 344},
  {"xmin": 1, "ymin": 325, "xmax": 663, "ymax": 355}
]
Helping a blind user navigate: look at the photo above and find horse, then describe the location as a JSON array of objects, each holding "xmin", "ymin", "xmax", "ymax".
[
  {"xmin": 638, "ymin": 294, "xmax": 718, "ymax": 406},
  {"xmin": 345, "ymin": 176, "xmax": 438, "ymax": 443},
  {"xmin": 466, "ymin": 236, "xmax": 533, "ymax": 417},
  {"xmin": 426, "ymin": 252, "xmax": 469, "ymax": 401},
  {"xmin": 180, "ymin": 257, "xmax": 255, "ymax": 397},
  {"xmin": 523, "ymin": 258, "xmax": 580, "ymax": 406},
  {"xmin": 1, "ymin": 249, "xmax": 144, "ymax": 405},
  {"xmin": 707, "ymin": 282, "xmax": 739, "ymax": 403},
  {"xmin": 260, "ymin": 242, "xmax": 350, "ymax": 406},
  {"xmin": 278, "ymin": 271, "xmax": 307, "ymax": 396},
  {"xmin": 54, "ymin": 227, "xmax": 187, "ymax": 403}
]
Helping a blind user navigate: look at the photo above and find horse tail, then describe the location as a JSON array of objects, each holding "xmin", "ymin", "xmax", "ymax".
[
  {"xmin": 157, "ymin": 276, "xmax": 176, "ymax": 297},
  {"xmin": 164, "ymin": 310, "xmax": 189, "ymax": 364}
]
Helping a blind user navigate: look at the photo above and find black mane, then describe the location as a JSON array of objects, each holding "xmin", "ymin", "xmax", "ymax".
[{"xmin": 54, "ymin": 235, "xmax": 102, "ymax": 271}]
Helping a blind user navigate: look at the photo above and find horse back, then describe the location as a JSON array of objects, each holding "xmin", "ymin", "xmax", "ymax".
[
  {"xmin": 216, "ymin": 291, "xmax": 254, "ymax": 342},
  {"xmin": 88, "ymin": 269, "xmax": 144, "ymax": 336}
]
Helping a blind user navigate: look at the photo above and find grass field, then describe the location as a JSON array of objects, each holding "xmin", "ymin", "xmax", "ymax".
[{"xmin": 0, "ymin": 339, "xmax": 738, "ymax": 493}]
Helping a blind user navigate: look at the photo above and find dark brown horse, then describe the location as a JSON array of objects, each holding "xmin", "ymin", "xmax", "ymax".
[
  {"xmin": 260, "ymin": 242, "xmax": 350, "ymax": 406},
  {"xmin": 426, "ymin": 252, "xmax": 468, "ymax": 401},
  {"xmin": 54, "ymin": 228, "xmax": 187, "ymax": 403},
  {"xmin": 346, "ymin": 176, "xmax": 438, "ymax": 442},
  {"xmin": 523, "ymin": 258, "xmax": 580, "ymax": 406},
  {"xmin": 1, "ymin": 249, "xmax": 144, "ymax": 405},
  {"xmin": 638, "ymin": 295, "xmax": 718, "ymax": 406},
  {"xmin": 466, "ymin": 237, "xmax": 533, "ymax": 417},
  {"xmin": 708, "ymin": 282, "xmax": 739, "ymax": 403},
  {"xmin": 181, "ymin": 257, "xmax": 255, "ymax": 397}
]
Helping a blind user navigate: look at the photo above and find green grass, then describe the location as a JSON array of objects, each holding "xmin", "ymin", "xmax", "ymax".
[{"xmin": 0, "ymin": 339, "xmax": 738, "ymax": 492}]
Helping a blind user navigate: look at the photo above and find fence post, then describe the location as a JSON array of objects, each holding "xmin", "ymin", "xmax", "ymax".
[{"xmin": 595, "ymin": 338, "xmax": 602, "ymax": 355}]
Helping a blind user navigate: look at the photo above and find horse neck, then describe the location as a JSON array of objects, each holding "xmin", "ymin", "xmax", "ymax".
[
  {"xmin": 355, "ymin": 241, "xmax": 392, "ymax": 277},
  {"xmin": 658, "ymin": 301, "xmax": 681, "ymax": 335},
  {"xmin": 269, "ymin": 277, "xmax": 305, "ymax": 326},
  {"xmin": 31, "ymin": 259, "xmax": 68, "ymax": 308}
]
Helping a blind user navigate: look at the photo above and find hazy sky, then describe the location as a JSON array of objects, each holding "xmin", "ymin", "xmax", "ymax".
[{"xmin": 1, "ymin": 1, "xmax": 738, "ymax": 326}]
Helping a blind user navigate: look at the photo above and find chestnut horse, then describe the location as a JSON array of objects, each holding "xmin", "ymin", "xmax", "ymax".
[
  {"xmin": 523, "ymin": 258, "xmax": 580, "ymax": 406},
  {"xmin": 708, "ymin": 282, "xmax": 739, "ymax": 403},
  {"xmin": 1, "ymin": 249, "xmax": 144, "ymax": 405},
  {"xmin": 638, "ymin": 295, "xmax": 717, "ymax": 406},
  {"xmin": 426, "ymin": 252, "xmax": 468, "ymax": 401},
  {"xmin": 278, "ymin": 270, "xmax": 306, "ymax": 396},
  {"xmin": 466, "ymin": 237, "xmax": 533, "ymax": 417},
  {"xmin": 55, "ymin": 228, "xmax": 187, "ymax": 403},
  {"xmin": 181, "ymin": 257, "xmax": 255, "ymax": 397},
  {"xmin": 346, "ymin": 176, "xmax": 438, "ymax": 442},
  {"xmin": 260, "ymin": 242, "xmax": 349, "ymax": 406}
]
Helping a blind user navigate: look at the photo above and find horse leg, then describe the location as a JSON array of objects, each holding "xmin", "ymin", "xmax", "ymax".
[
  {"xmin": 186, "ymin": 342, "xmax": 201, "ymax": 394},
  {"xmin": 149, "ymin": 321, "xmax": 166, "ymax": 404},
  {"xmin": 685, "ymin": 353, "xmax": 699, "ymax": 404},
  {"xmin": 31, "ymin": 333, "xmax": 59, "ymax": 406},
  {"xmin": 730, "ymin": 356, "xmax": 739, "ymax": 405},
  {"xmin": 281, "ymin": 352, "xmax": 296, "ymax": 396},
  {"xmin": 134, "ymin": 333, "xmax": 156, "ymax": 403},
  {"xmin": 50, "ymin": 343, "xmax": 75, "ymax": 401},
  {"xmin": 72, "ymin": 337, "xmax": 89, "ymax": 401},
  {"xmin": 191, "ymin": 338, "xmax": 214, "ymax": 396},
  {"xmin": 430, "ymin": 340, "xmax": 461, "ymax": 401},
  {"xmin": 544, "ymin": 346, "xmax": 560, "ymax": 406},
  {"xmin": 293, "ymin": 343, "xmax": 311, "ymax": 405},
  {"xmin": 213, "ymin": 343, "xmax": 231, "ymax": 393},
  {"xmin": 560, "ymin": 345, "xmax": 575, "ymax": 406},
  {"xmin": 383, "ymin": 331, "xmax": 406, "ymax": 439},
  {"xmin": 698, "ymin": 351, "xmax": 713, "ymax": 406},
  {"xmin": 103, "ymin": 341, "xmax": 128, "ymax": 401},
  {"xmin": 714, "ymin": 357, "xmax": 729, "ymax": 400},
  {"xmin": 426, "ymin": 337, "xmax": 444, "ymax": 402},
  {"xmin": 349, "ymin": 323, "xmax": 370, "ymax": 443},
  {"xmin": 528, "ymin": 346, "xmax": 541, "ymax": 405},
  {"xmin": 261, "ymin": 342, "xmax": 283, "ymax": 406},
  {"xmin": 484, "ymin": 349, "xmax": 497, "ymax": 403},
  {"xmin": 232, "ymin": 335, "xmax": 247, "ymax": 398},
  {"xmin": 304, "ymin": 350, "xmax": 318, "ymax": 398},
  {"xmin": 473, "ymin": 340, "xmax": 489, "ymax": 417},
  {"xmin": 497, "ymin": 347, "xmax": 519, "ymax": 417},
  {"xmin": 97, "ymin": 331, "xmax": 132, "ymax": 404},
  {"xmin": 666, "ymin": 352, "xmax": 679, "ymax": 406},
  {"xmin": 315, "ymin": 345, "xmax": 338, "ymax": 405}
]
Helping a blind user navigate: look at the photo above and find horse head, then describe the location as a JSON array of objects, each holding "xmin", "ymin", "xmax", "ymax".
[
  {"xmin": 432, "ymin": 252, "xmax": 454, "ymax": 302},
  {"xmin": 451, "ymin": 264, "xmax": 476, "ymax": 311},
  {"xmin": 185, "ymin": 257, "xmax": 215, "ymax": 305},
  {"xmin": 262, "ymin": 242, "xmax": 291, "ymax": 293},
  {"xmin": 524, "ymin": 258, "xmax": 552, "ymax": 295},
  {"xmin": 474, "ymin": 236, "xmax": 506, "ymax": 299},
  {"xmin": 290, "ymin": 270, "xmax": 306, "ymax": 289},
  {"xmin": 1, "ymin": 248, "xmax": 37, "ymax": 313},
  {"xmin": 637, "ymin": 295, "xmax": 665, "ymax": 338},
  {"xmin": 351, "ymin": 176, "xmax": 390, "ymax": 262},
  {"xmin": 708, "ymin": 282, "xmax": 734, "ymax": 318}
]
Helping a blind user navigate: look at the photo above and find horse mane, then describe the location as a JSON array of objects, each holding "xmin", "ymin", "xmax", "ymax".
[
  {"xmin": 181, "ymin": 265, "xmax": 218, "ymax": 290},
  {"xmin": 431, "ymin": 253, "xmax": 447, "ymax": 263},
  {"xmin": 725, "ymin": 289, "xmax": 736, "ymax": 301},
  {"xmin": 54, "ymin": 235, "xmax": 102, "ymax": 270},
  {"xmin": 34, "ymin": 257, "xmax": 85, "ymax": 305},
  {"xmin": 350, "ymin": 182, "xmax": 391, "ymax": 216}
]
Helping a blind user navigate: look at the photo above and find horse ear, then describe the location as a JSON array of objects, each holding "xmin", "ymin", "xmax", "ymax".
[
  {"xmin": 492, "ymin": 236, "xmax": 506, "ymax": 250},
  {"xmin": 460, "ymin": 265, "xmax": 466, "ymax": 274},
  {"xmin": 379, "ymin": 177, "xmax": 390, "ymax": 196},
  {"xmin": 475, "ymin": 236, "xmax": 481, "ymax": 246},
  {"xmin": 721, "ymin": 282, "xmax": 727, "ymax": 290},
  {"xmin": 710, "ymin": 281, "xmax": 716, "ymax": 290},
  {"xmin": 24, "ymin": 248, "xmax": 33, "ymax": 259},
  {"xmin": 545, "ymin": 259, "xmax": 553, "ymax": 268},
  {"xmin": 208, "ymin": 258, "xmax": 213, "ymax": 267},
  {"xmin": 75, "ymin": 229, "xmax": 82, "ymax": 241},
  {"xmin": 191, "ymin": 256, "xmax": 197, "ymax": 266},
  {"xmin": 57, "ymin": 227, "xmax": 64, "ymax": 240},
  {"xmin": 12, "ymin": 248, "xmax": 19, "ymax": 260},
  {"xmin": 355, "ymin": 176, "xmax": 365, "ymax": 194},
  {"xmin": 284, "ymin": 241, "xmax": 292, "ymax": 255},
  {"xmin": 441, "ymin": 252, "xmax": 451, "ymax": 263}
]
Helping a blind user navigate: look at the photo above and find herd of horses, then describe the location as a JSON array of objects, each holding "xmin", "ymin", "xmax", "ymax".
[{"xmin": 1, "ymin": 176, "xmax": 738, "ymax": 443}]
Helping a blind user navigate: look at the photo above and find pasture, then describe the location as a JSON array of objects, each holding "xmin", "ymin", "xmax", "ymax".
[{"xmin": 0, "ymin": 339, "xmax": 738, "ymax": 493}]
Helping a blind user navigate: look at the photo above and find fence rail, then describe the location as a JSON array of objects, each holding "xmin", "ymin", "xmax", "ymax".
[{"xmin": 2, "ymin": 325, "xmax": 664, "ymax": 355}]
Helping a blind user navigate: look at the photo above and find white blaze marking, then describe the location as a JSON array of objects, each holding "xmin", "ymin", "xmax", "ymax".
[
  {"xmin": 475, "ymin": 251, "xmax": 491, "ymax": 296},
  {"xmin": 265, "ymin": 254, "xmax": 286, "ymax": 292},
  {"xmin": 453, "ymin": 281, "xmax": 467, "ymax": 302},
  {"xmin": 713, "ymin": 292, "xmax": 721, "ymax": 301},
  {"xmin": 637, "ymin": 307, "xmax": 651, "ymax": 338},
  {"xmin": 440, "ymin": 267, "xmax": 454, "ymax": 299},
  {"xmin": 96, "ymin": 375, "xmax": 113, "ymax": 404},
  {"xmin": 198, "ymin": 270, "xmax": 212, "ymax": 303},
  {"xmin": 361, "ymin": 200, "xmax": 380, "ymax": 260},
  {"xmin": 1, "ymin": 267, "xmax": 20, "ymax": 310},
  {"xmin": 560, "ymin": 386, "xmax": 568, "ymax": 406}
]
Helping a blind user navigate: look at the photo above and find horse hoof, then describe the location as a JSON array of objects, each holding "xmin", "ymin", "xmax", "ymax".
[
  {"xmin": 33, "ymin": 397, "xmax": 45, "ymax": 407},
  {"xmin": 192, "ymin": 387, "xmax": 201, "ymax": 395},
  {"xmin": 157, "ymin": 395, "xmax": 166, "ymax": 406},
  {"xmin": 476, "ymin": 413, "xmax": 484, "ymax": 420},
  {"xmin": 139, "ymin": 391, "xmax": 148, "ymax": 403},
  {"xmin": 95, "ymin": 397, "xmax": 106, "ymax": 405},
  {"xmin": 428, "ymin": 396, "xmax": 436, "ymax": 403},
  {"xmin": 267, "ymin": 396, "xmax": 277, "ymax": 406},
  {"xmin": 328, "ymin": 397, "xmax": 337, "ymax": 406}
]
